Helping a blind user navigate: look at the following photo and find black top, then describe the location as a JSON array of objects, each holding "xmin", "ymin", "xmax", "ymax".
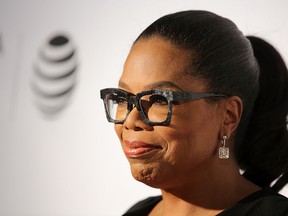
[{"xmin": 123, "ymin": 189, "xmax": 288, "ymax": 216}]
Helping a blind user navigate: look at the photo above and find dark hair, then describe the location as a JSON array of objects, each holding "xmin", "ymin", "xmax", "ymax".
[{"xmin": 134, "ymin": 10, "xmax": 288, "ymax": 192}]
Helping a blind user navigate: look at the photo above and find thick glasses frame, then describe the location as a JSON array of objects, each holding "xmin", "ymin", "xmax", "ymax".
[{"xmin": 100, "ymin": 88, "xmax": 227, "ymax": 126}]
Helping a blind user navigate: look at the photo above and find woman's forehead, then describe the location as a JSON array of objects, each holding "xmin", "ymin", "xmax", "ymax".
[{"xmin": 120, "ymin": 38, "xmax": 207, "ymax": 93}]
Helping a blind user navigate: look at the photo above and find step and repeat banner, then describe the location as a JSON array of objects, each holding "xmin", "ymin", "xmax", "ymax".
[{"xmin": 0, "ymin": 0, "xmax": 288, "ymax": 215}]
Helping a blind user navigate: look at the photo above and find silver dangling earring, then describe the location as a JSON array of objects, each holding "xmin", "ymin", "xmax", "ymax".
[{"xmin": 219, "ymin": 135, "xmax": 229, "ymax": 159}]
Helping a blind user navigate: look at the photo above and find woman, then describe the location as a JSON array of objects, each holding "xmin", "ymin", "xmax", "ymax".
[{"xmin": 100, "ymin": 10, "xmax": 288, "ymax": 215}]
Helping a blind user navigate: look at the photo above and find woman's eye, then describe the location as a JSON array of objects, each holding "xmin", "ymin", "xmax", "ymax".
[
  {"xmin": 109, "ymin": 94, "xmax": 127, "ymax": 105},
  {"xmin": 149, "ymin": 95, "xmax": 168, "ymax": 105},
  {"xmin": 116, "ymin": 97, "xmax": 127, "ymax": 105}
]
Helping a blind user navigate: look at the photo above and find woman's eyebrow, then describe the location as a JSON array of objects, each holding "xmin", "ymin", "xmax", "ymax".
[
  {"xmin": 146, "ymin": 81, "xmax": 184, "ymax": 91},
  {"xmin": 118, "ymin": 80, "xmax": 129, "ymax": 89},
  {"xmin": 118, "ymin": 80, "xmax": 184, "ymax": 91}
]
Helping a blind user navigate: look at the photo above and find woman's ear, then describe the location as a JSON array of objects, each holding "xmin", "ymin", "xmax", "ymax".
[{"xmin": 220, "ymin": 96, "xmax": 243, "ymax": 139}]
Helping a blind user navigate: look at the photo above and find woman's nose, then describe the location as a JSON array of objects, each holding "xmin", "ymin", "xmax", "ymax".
[{"xmin": 123, "ymin": 107, "xmax": 153, "ymax": 131}]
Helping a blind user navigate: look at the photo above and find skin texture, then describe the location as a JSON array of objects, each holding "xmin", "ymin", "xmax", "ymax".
[{"xmin": 115, "ymin": 37, "xmax": 260, "ymax": 216}]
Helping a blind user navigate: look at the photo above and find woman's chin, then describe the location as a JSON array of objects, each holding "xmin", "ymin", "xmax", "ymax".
[{"xmin": 129, "ymin": 163, "xmax": 163, "ymax": 188}]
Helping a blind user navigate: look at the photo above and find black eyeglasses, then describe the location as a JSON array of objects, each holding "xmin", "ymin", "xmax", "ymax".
[{"xmin": 100, "ymin": 88, "xmax": 227, "ymax": 126}]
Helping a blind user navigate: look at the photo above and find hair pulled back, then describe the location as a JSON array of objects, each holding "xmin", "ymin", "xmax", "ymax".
[{"xmin": 135, "ymin": 10, "xmax": 288, "ymax": 192}]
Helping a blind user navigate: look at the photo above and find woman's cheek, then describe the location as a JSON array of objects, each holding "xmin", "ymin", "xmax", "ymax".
[{"xmin": 114, "ymin": 124, "xmax": 122, "ymax": 140}]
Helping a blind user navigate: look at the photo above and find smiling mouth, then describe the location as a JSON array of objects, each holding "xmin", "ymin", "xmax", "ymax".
[{"xmin": 124, "ymin": 141, "xmax": 162, "ymax": 158}]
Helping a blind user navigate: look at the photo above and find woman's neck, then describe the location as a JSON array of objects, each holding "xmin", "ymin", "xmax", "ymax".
[{"xmin": 149, "ymin": 159, "xmax": 260, "ymax": 216}]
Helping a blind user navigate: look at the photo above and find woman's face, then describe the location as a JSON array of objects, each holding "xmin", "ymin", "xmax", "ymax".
[{"xmin": 115, "ymin": 37, "xmax": 225, "ymax": 189}]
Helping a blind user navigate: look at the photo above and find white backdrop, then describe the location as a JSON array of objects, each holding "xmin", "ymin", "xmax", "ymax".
[{"xmin": 0, "ymin": 0, "xmax": 288, "ymax": 215}]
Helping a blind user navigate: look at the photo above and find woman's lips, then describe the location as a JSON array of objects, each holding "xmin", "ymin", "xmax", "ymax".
[{"xmin": 124, "ymin": 141, "xmax": 162, "ymax": 158}]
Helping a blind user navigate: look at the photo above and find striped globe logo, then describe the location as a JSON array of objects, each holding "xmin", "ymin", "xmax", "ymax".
[{"xmin": 32, "ymin": 34, "xmax": 78, "ymax": 116}]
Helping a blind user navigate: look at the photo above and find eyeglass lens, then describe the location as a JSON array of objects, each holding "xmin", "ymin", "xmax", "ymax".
[{"xmin": 105, "ymin": 92, "xmax": 169, "ymax": 123}]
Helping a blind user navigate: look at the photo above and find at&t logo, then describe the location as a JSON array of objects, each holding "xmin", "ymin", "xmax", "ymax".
[{"xmin": 31, "ymin": 33, "xmax": 78, "ymax": 116}]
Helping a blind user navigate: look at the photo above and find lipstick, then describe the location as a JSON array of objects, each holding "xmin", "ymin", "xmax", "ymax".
[{"xmin": 124, "ymin": 141, "xmax": 162, "ymax": 158}]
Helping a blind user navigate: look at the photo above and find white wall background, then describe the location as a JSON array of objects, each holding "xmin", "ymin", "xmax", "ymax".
[{"xmin": 0, "ymin": 0, "xmax": 287, "ymax": 215}]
